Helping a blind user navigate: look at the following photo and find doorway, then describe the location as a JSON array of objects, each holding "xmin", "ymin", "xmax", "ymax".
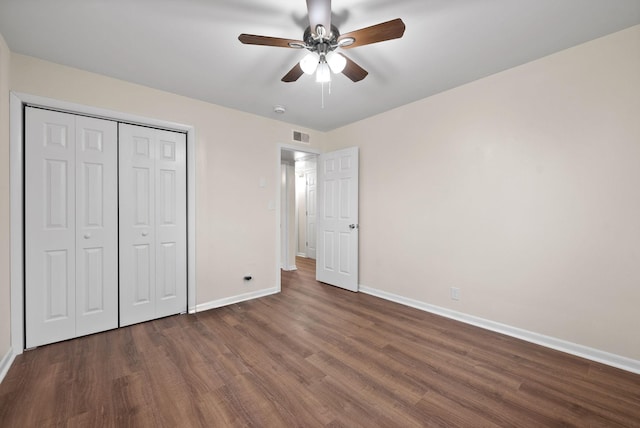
[
  {"xmin": 277, "ymin": 145, "xmax": 360, "ymax": 293},
  {"xmin": 280, "ymin": 147, "xmax": 319, "ymax": 271}
]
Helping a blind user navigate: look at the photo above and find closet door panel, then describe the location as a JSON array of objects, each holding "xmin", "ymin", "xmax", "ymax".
[
  {"xmin": 119, "ymin": 124, "xmax": 186, "ymax": 325},
  {"xmin": 75, "ymin": 116, "xmax": 118, "ymax": 336},
  {"xmin": 155, "ymin": 131, "xmax": 187, "ymax": 317},
  {"xmin": 133, "ymin": 244, "xmax": 153, "ymax": 303},
  {"xmin": 25, "ymin": 108, "xmax": 77, "ymax": 348},
  {"xmin": 158, "ymin": 242, "xmax": 177, "ymax": 299},
  {"xmin": 119, "ymin": 124, "xmax": 156, "ymax": 326}
]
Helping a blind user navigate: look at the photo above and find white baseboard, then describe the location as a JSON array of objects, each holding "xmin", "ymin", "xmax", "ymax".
[
  {"xmin": 359, "ymin": 285, "xmax": 640, "ymax": 375},
  {"xmin": 0, "ymin": 347, "xmax": 17, "ymax": 384},
  {"xmin": 195, "ymin": 287, "xmax": 279, "ymax": 313},
  {"xmin": 282, "ymin": 265, "xmax": 298, "ymax": 271}
]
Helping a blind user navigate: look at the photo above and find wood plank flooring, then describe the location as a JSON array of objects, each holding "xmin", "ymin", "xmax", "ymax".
[{"xmin": 1, "ymin": 256, "xmax": 639, "ymax": 427}]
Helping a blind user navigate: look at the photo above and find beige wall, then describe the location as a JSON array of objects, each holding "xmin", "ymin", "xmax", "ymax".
[
  {"xmin": 327, "ymin": 25, "xmax": 640, "ymax": 360},
  {"xmin": 9, "ymin": 53, "xmax": 324, "ymax": 309},
  {"xmin": 0, "ymin": 33, "xmax": 11, "ymax": 359}
]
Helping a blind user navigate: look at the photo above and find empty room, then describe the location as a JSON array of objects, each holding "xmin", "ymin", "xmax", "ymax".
[{"xmin": 1, "ymin": 0, "xmax": 639, "ymax": 426}]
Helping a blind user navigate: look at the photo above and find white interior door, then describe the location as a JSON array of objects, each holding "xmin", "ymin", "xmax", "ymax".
[
  {"xmin": 74, "ymin": 115, "xmax": 119, "ymax": 336},
  {"xmin": 155, "ymin": 129, "xmax": 188, "ymax": 317},
  {"xmin": 316, "ymin": 147, "xmax": 359, "ymax": 291},
  {"xmin": 25, "ymin": 108, "xmax": 118, "ymax": 348},
  {"xmin": 119, "ymin": 124, "xmax": 187, "ymax": 326},
  {"xmin": 26, "ymin": 108, "xmax": 76, "ymax": 347},
  {"xmin": 306, "ymin": 169, "xmax": 317, "ymax": 259}
]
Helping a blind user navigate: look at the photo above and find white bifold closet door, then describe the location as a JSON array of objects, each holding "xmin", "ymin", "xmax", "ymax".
[
  {"xmin": 119, "ymin": 123, "xmax": 187, "ymax": 326},
  {"xmin": 25, "ymin": 107, "xmax": 118, "ymax": 348}
]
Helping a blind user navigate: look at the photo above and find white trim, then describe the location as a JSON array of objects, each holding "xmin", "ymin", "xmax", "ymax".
[
  {"xmin": 282, "ymin": 265, "xmax": 298, "ymax": 272},
  {"xmin": 294, "ymin": 166, "xmax": 300, "ymax": 259},
  {"xmin": 0, "ymin": 347, "xmax": 16, "ymax": 384},
  {"xmin": 10, "ymin": 93, "xmax": 24, "ymax": 355},
  {"xmin": 9, "ymin": 92, "xmax": 198, "ymax": 352},
  {"xmin": 276, "ymin": 144, "xmax": 321, "ymax": 292},
  {"xmin": 360, "ymin": 284, "xmax": 640, "ymax": 375},
  {"xmin": 14, "ymin": 93, "xmax": 192, "ymax": 132},
  {"xmin": 195, "ymin": 288, "xmax": 279, "ymax": 313},
  {"xmin": 186, "ymin": 124, "xmax": 197, "ymax": 314},
  {"xmin": 281, "ymin": 163, "xmax": 289, "ymax": 271}
]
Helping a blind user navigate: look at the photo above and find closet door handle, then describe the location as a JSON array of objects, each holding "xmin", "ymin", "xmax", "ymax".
[
  {"xmin": 141, "ymin": 231, "xmax": 148, "ymax": 237},
  {"xmin": 84, "ymin": 233, "xmax": 91, "ymax": 239}
]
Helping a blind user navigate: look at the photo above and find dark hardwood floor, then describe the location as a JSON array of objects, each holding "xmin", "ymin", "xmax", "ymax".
[{"xmin": 1, "ymin": 257, "xmax": 639, "ymax": 427}]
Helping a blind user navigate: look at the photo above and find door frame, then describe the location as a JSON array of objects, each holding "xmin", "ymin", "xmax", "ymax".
[
  {"xmin": 303, "ymin": 167, "xmax": 318, "ymax": 260},
  {"xmin": 276, "ymin": 144, "xmax": 320, "ymax": 292},
  {"xmin": 10, "ymin": 92, "xmax": 197, "ymax": 353}
]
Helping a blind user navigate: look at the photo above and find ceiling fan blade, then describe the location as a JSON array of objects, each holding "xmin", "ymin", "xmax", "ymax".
[
  {"xmin": 239, "ymin": 34, "xmax": 305, "ymax": 48},
  {"xmin": 341, "ymin": 55, "xmax": 368, "ymax": 82},
  {"xmin": 306, "ymin": 0, "xmax": 332, "ymax": 36},
  {"xmin": 282, "ymin": 63, "xmax": 305, "ymax": 82},
  {"xmin": 338, "ymin": 18, "xmax": 406, "ymax": 49}
]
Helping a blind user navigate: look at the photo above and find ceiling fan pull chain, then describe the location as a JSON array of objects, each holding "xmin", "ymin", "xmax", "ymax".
[{"xmin": 321, "ymin": 82, "xmax": 325, "ymax": 109}]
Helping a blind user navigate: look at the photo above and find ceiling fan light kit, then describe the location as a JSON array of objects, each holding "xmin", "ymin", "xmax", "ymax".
[
  {"xmin": 326, "ymin": 51, "xmax": 346, "ymax": 74},
  {"xmin": 315, "ymin": 62, "xmax": 331, "ymax": 83},
  {"xmin": 300, "ymin": 52, "xmax": 320, "ymax": 74},
  {"xmin": 238, "ymin": 0, "xmax": 406, "ymax": 85},
  {"xmin": 301, "ymin": 51, "xmax": 345, "ymax": 80}
]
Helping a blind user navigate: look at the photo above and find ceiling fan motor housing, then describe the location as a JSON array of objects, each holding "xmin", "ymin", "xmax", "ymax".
[{"xmin": 304, "ymin": 25, "xmax": 341, "ymax": 52}]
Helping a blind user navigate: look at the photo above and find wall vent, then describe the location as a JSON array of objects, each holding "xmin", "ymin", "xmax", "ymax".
[{"xmin": 292, "ymin": 130, "xmax": 310, "ymax": 144}]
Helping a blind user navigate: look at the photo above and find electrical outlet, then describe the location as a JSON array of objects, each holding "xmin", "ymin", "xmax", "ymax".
[{"xmin": 450, "ymin": 287, "xmax": 460, "ymax": 301}]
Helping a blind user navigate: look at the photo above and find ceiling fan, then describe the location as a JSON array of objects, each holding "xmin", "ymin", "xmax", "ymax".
[{"xmin": 238, "ymin": 0, "xmax": 405, "ymax": 83}]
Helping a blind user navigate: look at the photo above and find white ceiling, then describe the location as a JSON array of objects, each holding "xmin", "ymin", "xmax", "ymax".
[{"xmin": 1, "ymin": 0, "xmax": 639, "ymax": 132}]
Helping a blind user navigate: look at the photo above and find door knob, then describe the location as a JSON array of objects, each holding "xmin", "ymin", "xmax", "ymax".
[
  {"xmin": 142, "ymin": 231, "xmax": 148, "ymax": 236},
  {"xmin": 83, "ymin": 233, "xmax": 91, "ymax": 239},
  {"xmin": 349, "ymin": 224, "xmax": 359, "ymax": 230}
]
